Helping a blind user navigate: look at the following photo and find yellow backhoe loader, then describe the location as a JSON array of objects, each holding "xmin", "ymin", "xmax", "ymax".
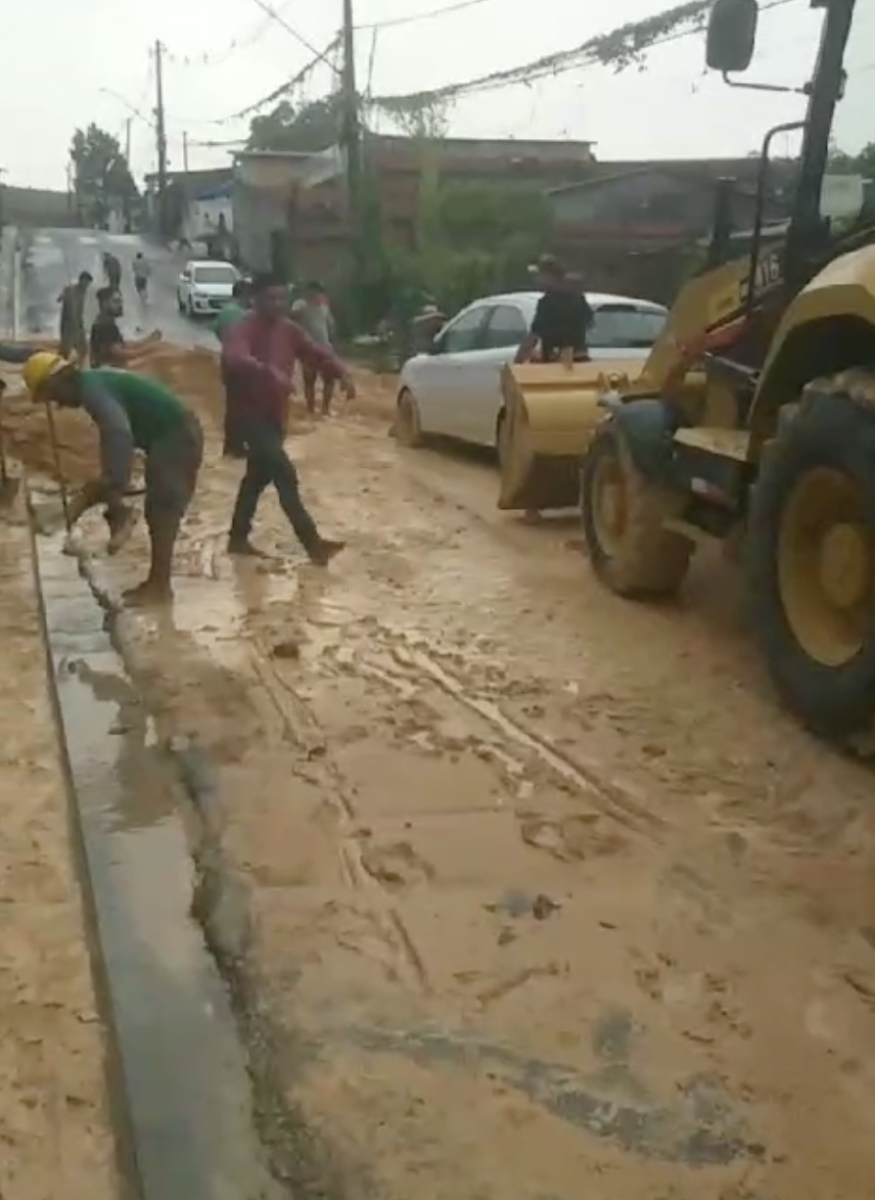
[{"xmin": 500, "ymin": 0, "xmax": 875, "ymax": 742}]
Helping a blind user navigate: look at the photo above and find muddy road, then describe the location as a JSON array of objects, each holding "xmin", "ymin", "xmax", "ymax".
[{"xmin": 20, "ymin": 229, "xmax": 875, "ymax": 1199}]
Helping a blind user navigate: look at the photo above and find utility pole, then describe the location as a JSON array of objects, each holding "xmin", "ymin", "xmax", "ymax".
[
  {"xmin": 154, "ymin": 39, "xmax": 169, "ymax": 238},
  {"xmin": 182, "ymin": 131, "xmax": 189, "ymax": 175},
  {"xmin": 341, "ymin": 0, "xmax": 363, "ymax": 296},
  {"xmin": 125, "ymin": 118, "xmax": 132, "ymax": 167}
]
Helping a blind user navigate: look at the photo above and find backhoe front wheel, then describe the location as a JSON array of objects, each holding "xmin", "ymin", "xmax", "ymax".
[
  {"xmin": 581, "ymin": 420, "xmax": 693, "ymax": 597},
  {"xmin": 748, "ymin": 377, "xmax": 875, "ymax": 739}
]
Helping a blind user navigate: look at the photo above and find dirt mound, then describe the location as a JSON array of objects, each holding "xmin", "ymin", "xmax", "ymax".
[
  {"xmin": 0, "ymin": 384, "xmax": 100, "ymax": 485},
  {"xmin": 0, "ymin": 347, "xmax": 397, "ymax": 486}
]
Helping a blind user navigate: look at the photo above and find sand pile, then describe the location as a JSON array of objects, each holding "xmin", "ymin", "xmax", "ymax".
[{"xmin": 0, "ymin": 383, "xmax": 101, "ymax": 485}]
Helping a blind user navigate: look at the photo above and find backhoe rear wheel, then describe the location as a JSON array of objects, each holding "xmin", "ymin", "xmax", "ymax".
[
  {"xmin": 747, "ymin": 376, "xmax": 875, "ymax": 739},
  {"xmin": 581, "ymin": 419, "xmax": 693, "ymax": 598}
]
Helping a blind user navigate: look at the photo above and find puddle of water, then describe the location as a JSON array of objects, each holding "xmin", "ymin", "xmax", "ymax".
[{"xmin": 32, "ymin": 534, "xmax": 280, "ymax": 1200}]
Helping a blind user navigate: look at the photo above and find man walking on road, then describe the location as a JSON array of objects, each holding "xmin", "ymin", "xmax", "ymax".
[
  {"xmin": 58, "ymin": 271, "xmax": 93, "ymax": 361},
  {"xmin": 132, "ymin": 253, "xmax": 151, "ymax": 301},
  {"xmin": 102, "ymin": 251, "xmax": 122, "ymax": 292},
  {"xmin": 22, "ymin": 352, "xmax": 203, "ymax": 606},
  {"xmin": 290, "ymin": 281, "xmax": 337, "ymax": 416},
  {"xmin": 222, "ymin": 272, "xmax": 355, "ymax": 564},
  {"xmin": 212, "ymin": 278, "xmax": 252, "ymax": 459}
]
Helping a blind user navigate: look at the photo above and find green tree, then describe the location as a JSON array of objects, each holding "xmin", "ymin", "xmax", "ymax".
[
  {"xmin": 247, "ymin": 95, "xmax": 344, "ymax": 153},
  {"xmin": 70, "ymin": 123, "xmax": 137, "ymax": 226}
]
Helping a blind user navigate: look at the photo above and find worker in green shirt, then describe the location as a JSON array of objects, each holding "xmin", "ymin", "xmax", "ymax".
[
  {"xmin": 22, "ymin": 352, "xmax": 204, "ymax": 607},
  {"xmin": 212, "ymin": 278, "xmax": 252, "ymax": 458}
]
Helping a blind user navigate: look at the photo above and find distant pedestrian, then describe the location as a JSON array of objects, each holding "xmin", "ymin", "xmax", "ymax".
[
  {"xmin": 290, "ymin": 281, "xmax": 337, "ymax": 416},
  {"xmin": 222, "ymin": 272, "xmax": 355, "ymax": 563},
  {"xmin": 212, "ymin": 278, "xmax": 252, "ymax": 458},
  {"xmin": 57, "ymin": 271, "xmax": 93, "ymax": 361},
  {"xmin": 102, "ymin": 251, "xmax": 122, "ymax": 291},
  {"xmin": 132, "ymin": 252, "xmax": 151, "ymax": 301}
]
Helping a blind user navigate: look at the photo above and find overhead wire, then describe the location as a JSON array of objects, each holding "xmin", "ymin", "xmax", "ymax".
[
  {"xmin": 370, "ymin": 0, "xmax": 799, "ymax": 109},
  {"xmin": 355, "ymin": 0, "xmax": 493, "ymax": 30}
]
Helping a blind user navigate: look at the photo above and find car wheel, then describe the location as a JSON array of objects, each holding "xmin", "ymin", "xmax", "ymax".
[{"xmin": 395, "ymin": 389, "xmax": 425, "ymax": 448}]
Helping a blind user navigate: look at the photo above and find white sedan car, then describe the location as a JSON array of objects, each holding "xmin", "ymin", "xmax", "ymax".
[
  {"xmin": 176, "ymin": 259, "xmax": 240, "ymax": 318},
  {"xmin": 396, "ymin": 291, "xmax": 668, "ymax": 450}
]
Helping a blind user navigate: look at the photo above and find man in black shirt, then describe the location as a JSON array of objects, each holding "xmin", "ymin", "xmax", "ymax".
[
  {"xmin": 515, "ymin": 254, "xmax": 593, "ymax": 364},
  {"xmin": 90, "ymin": 288, "xmax": 162, "ymax": 367}
]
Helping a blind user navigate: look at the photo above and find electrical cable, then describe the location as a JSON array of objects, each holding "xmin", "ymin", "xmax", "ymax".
[
  {"xmin": 370, "ymin": 0, "xmax": 798, "ymax": 109},
  {"xmin": 356, "ymin": 0, "xmax": 492, "ymax": 31}
]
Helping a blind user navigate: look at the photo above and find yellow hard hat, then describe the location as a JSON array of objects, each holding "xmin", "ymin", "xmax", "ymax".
[{"xmin": 22, "ymin": 351, "xmax": 69, "ymax": 396}]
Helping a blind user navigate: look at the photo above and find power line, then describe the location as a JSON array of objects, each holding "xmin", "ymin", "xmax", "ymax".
[
  {"xmin": 356, "ymin": 0, "xmax": 492, "ymax": 31},
  {"xmin": 370, "ymin": 0, "xmax": 797, "ymax": 109},
  {"xmin": 164, "ymin": 13, "xmax": 276, "ymax": 68},
  {"xmin": 246, "ymin": 0, "xmax": 340, "ymax": 72}
]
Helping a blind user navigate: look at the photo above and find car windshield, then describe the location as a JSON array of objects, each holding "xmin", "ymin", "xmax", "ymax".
[
  {"xmin": 192, "ymin": 265, "xmax": 237, "ymax": 285},
  {"xmin": 588, "ymin": 304, "xmax": 667, "ymax": 350}
]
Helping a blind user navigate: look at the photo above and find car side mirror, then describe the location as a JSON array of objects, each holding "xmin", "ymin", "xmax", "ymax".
[{"xmin": 706, "ymin": 0, "xmax": 758, "ymax": 74}]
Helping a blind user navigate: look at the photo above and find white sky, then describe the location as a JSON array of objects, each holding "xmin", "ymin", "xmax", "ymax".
[{"xmin": 1, "ymin": 0, "xmax": 871, "ymax": 190}]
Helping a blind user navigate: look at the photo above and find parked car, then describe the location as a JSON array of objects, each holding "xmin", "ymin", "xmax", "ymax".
[
  {"xmin": 395, "ymin": 291, "xmax": 668, "ymax": 452},
  {"xmin": 176, "ymin": 259, "xmax": 240, "ymax": 317}
]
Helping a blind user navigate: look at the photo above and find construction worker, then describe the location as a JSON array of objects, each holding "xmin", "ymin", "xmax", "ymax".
[
  {"xmin": 89, "ymin": 287, "xmax": 162, "ymax": 368},
  {"xmin": 212, "ymin": 278, "xmax": 252, "ymax": 458},
  {"xmin": 222, "ymin": 272, "xmax": 355, "ymax": 563},
  {"xmin": 290, "ymin": 281, "xmax": 337, "ymax": 416},
  {"xmin": 22, "ymin": 352, "xmax": 203, "ymax": 606},
  {"xmin": 57, "ymin": 271, "xmax": 93, "ymax": 361}
]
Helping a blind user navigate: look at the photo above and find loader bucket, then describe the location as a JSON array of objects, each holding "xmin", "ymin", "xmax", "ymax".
[{"xmin": 497, "ymin": 358, "xmax": 645, "ymax": 511}]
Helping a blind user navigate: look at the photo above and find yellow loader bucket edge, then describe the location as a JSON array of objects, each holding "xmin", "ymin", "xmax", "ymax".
[{"xmin": 497, "ymin": 359, "xmax": 646, "ymax": 512}]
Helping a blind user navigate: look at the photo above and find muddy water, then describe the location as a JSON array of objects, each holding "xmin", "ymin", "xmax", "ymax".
[
  {"xmin": 69, "ymin": 402, "xmax": 875, "ymax": 1200},
  {"xmin": 32, "ymin": 534, "xmax": 279, "ymax": 1200}
]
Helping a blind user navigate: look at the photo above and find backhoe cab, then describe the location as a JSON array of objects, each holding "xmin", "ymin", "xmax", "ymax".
[{"xmin": 575, "ymin": 0, "xmax": 875, "ymax": 742}]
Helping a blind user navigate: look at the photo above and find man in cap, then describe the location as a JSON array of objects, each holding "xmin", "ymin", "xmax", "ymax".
[
  {"xmin": 22, "ymin": 352, "xmax": 203, "ymax": 606},
  {"xmin": 515, "ymin": 254, "xmax": 593, "ymax": 366}
]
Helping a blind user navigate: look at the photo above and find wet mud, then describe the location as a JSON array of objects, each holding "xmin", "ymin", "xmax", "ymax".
[
  {"xmin": 33, "ymin": 534, "xmax": 282, "ymax": 1200},
  {"xmin": 67, "ymin": 349, "xmax": 875, "ymax": 1200}
]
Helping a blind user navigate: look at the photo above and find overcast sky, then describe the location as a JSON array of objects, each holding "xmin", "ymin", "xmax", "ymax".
[{"xmin": 2, "ymin": 0, "xmax": 869, "ymax": 190}]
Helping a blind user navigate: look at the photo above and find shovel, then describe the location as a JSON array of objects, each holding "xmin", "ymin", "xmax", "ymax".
[{"xmin": 0, "ymin": 382, "xmax": 20, "ymax": 508}]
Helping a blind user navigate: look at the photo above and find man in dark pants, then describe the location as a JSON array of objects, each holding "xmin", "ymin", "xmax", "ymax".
[
  {"xmin": 58, "ymin": 271, "xmax": 93, "ymax": 360},
  {"xmin": 222, "ymin": 273, "xmax": 356, "ymax": 564}
]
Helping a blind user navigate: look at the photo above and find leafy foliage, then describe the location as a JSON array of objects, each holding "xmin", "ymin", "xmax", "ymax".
[
  {"xmin": 828, "ymin": 142, "xmax": 875, "ymax": 178},
  {"xmin": 247, "ymin": 94, "xmax": 344, "ymax": 153},
  {"xmin": 70, "ymin": 124, "xmax": 137, "ymax": 212}
]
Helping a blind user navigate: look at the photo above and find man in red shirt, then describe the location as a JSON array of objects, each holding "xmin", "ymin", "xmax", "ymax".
[{"xmin": 222, "ymin": 273, "xmax": 356, "ymax": 563}]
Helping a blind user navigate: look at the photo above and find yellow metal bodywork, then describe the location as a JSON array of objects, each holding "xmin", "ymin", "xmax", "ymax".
[
  {"xmin": 499, "ymin": 251, "xmax": 758, "ymax": 512},
  {"xmin": 750, "ymin": 243, "xmax": 875, "ymax": 438}
]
